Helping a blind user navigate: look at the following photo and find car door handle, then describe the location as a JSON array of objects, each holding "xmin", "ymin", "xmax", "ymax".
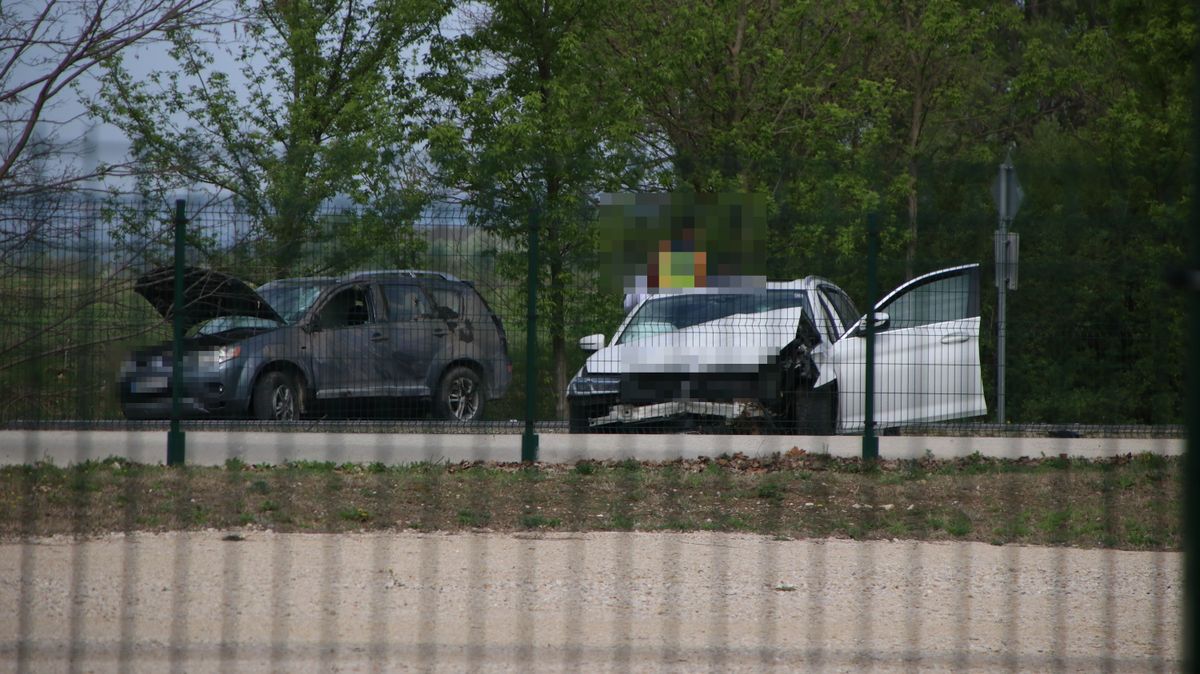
[
  {"xmin": 940, "ymin": 334, "xmax": 970, "ymax": 344},
  {"xmin": 432, "ymin": 328, "xmax": 449, "ymax": 337},
  {"xmin": 370, "ymin": 333, "xmax": 388, "ymax": 342}
]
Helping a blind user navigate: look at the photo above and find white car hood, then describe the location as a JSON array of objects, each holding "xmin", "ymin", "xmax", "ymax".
[{"xmin": 584, "ymin": 307, "xmax": 803, "ymax": 375}]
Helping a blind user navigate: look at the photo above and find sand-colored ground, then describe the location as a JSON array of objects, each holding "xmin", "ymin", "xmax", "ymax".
[{"xmin": 0, "ymin": 531, "xmax": 1180, "ymax": 672}]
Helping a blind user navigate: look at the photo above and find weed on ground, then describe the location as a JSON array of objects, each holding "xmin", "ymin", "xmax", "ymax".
[{"xmin": 0, "ymin": 452, "xmax": 1180, "ymax": 550}]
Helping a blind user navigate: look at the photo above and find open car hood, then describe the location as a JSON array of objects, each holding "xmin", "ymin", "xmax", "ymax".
[
  {"xmin": 584, "ymin": 307, "xmax": 805, "ymax": 375},
  {"xmin": 134, "ymin": 266, "xmax": 284, "ymax": 331}
]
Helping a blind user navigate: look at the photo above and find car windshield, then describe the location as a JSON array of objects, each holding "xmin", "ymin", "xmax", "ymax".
[
  {"xmin": 616, "ymin": 289, "xmax": 812, "ymax": 345},
  {"xmin": 194, "ymin": 280, "xmax": 332, "ymax": 335}
]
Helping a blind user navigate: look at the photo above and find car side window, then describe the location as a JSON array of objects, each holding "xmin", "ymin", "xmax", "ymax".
[
  {"xmin": 382, "ymin": 284, "xmax": 432, "ymax": 322},
  {"xmin": 820, "ymin": 285, "xmax": 860, "ymax": 333},
  {"xmin": 318, "ymin": 286, "xmax": 373, "ymax": 329},
  {"xmin": 878, "ymin": 271, "xmax": 973, "ymax": 330},
  {"xmin": 812, "ymin": 295, "xmax": 840, "ymax": 343},
  {"xmin": 427, "ymin": 288, "xmax": 463, "ymax": 319}
]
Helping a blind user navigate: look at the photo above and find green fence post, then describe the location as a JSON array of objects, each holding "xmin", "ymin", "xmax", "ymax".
[
  {"xmin": 167, "ymin": 199, "xmax": 186, "ymax": 466},
  {"xmin": 1183, "ymin": 34, "xmax": 1200, "ymax": 672},
  {"xmin": 521, "ymin": 208, "xmax": 540, "ymax": 462},
  {"xmin": 862, "ymin": 212, "xmax": 879, "ymax": 461}
]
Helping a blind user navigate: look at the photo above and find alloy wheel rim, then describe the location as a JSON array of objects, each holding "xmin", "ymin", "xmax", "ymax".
[
  {"xmin": 447, "ymin": 377, "xmax": 478, "ymax": 420},
  {"xmin": 272, "ymin": 385, "xmax": 295, "ymax": 420}
]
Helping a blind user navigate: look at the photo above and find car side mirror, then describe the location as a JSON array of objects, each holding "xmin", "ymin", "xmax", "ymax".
[
  {"xmin": 578, "ymin": 333, "xmax": 606, "ymax": 352},
  {"xmin": 856, "ymin": 312, "xmax": 890, "ymax": 335},
  {"xmin": 305, "ymin": 318, "xmax": 322, "ymax": 333}
]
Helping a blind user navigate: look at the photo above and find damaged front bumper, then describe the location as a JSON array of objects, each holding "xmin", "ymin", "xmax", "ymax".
[
  {"xmin": 588, "ymin": 399, "xmax": 772, "ymax": 427},
  {"xmin": 566, "ymin": 335, "xmax": 821, "ymax": 432}
]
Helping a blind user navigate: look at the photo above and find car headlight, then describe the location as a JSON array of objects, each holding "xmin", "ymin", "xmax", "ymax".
[
  {"xmin": 117, "ymin": 357, "xmax": 136, "ymax": 379},
  {"xmin": 567, "ymin": 371, "xmax": 620, "ymax": 396},
  {"xmin": 197, "ymin": 345, "xmax": 242, "ymax": 368},
  {"xmin": 217, "ymin": 345, "xmax": 242, "ymax": 363}
]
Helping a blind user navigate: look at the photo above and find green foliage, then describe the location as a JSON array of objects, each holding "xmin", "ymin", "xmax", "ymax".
[
  {"xmin": 942, "ymin": 509, "xmax": 973, "ymax": 537},
  {"xmin": 62, "ymin": 0, "xmax": 1190, "ymax": 425},
  {"xmin": 338, "ymin": 507, "xmax": 372, "ymax": 523},
  {"xmin": 519, "ymin": 514, "xmax": 560, "ymax": 529},
  {"xmin": 422, "ymin": 0, "xmax": 650, "ymax": 418},
  {"xmin": 754, "ymin": 479, "xmax": 786, "ymax": 501},
  {"xmin": 94, "ymin": 0, "xmax": 448, "ymax": 276},
  {"xmin": 457, "ymin": 508, "xmax": 489, "ymax": 526}
]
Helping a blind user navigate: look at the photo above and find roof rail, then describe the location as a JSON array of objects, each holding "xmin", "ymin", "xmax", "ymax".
[{"xmin": 343, "ymin": 269, "xmax": 463, "ymax": 283}]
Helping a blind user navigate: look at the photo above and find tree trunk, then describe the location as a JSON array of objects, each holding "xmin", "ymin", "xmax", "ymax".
[
  {"xmin": 551, "ymin": 289, "xmax": 567, "ymax": 421},
  {"xmin": 906, "ymin": 157, "xmax": 918, "ymax": 281},
  {"xmin": 546, "ymin": 206, "xmax": 568, "ymax": 421},
  {"xmin": 905, "ymin": 61, "xmax": 925, "ymax": 281}
]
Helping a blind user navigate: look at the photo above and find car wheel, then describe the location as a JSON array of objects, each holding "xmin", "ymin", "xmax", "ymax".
[
  {"xmin": 794, "ymin": 383, "xmax": 836, "ymax": 435},
  {"xmin": 435, "ymin": 366, "xmax": 484, "ymax": 422},
  {"xmin": 568, "ymin": 396, "xmax": 622, "ymax": 433},
  {"xmin": 253, "ymin": 371, "xmax": 299, "ymax": 421},
  {"xmin": 568, "ymin": 399, "xmax": 590, "ymax": 433}
]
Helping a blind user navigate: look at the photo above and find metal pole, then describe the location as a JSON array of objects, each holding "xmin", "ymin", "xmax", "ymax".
[
  {"xmin": 167, "ymin": 200, "xmax": 186, "ymax": 466},
  {"xmin": 1181, "ymin": 24, "xmax": 1200, "ymax": 670},
  {"xmin": 521, "ymin": 209, "xmax": 540, "ymax": 462},
  {"xmin": 996, "ymin": 216, "xmax": 1007, "ymax": 425},
  {"xmin": 862, "ymin": 212, "xmax": 879, "ymax": 461},
  {"xmin": 993, "ymin": 155, "xmax": 1012, "ymax": 422}
]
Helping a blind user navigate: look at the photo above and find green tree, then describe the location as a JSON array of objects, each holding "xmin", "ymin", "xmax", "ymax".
[
  {"xmin": 423, "ymin": 0, "xmax": 646, "ymax": 419},
  {"xmin": 594, "ymin": 0, "xmax": 1189, "ymax": 425},
  {"xmin": 868, "ymin": 0, "xmax": 1021, "ymax": 278},
  {"xmin": 598, "ymin": 0, "xmax": 901, "ymax": 286},
  {"xmin": 998, "ymin": 0, "xmax": 1191, "ymax": 423},
  {"xmin": 94, "ymin": 0, "xmax": 448, "ymax": 276}
]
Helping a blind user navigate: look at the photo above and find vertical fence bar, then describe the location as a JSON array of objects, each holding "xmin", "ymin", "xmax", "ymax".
[
  {"xmin": 521, "ymin": 208, "xmax": 539, "ymax": 462},
  {"xmin": 167, "ymin": 199, "xmax": 186, "ymax": 466},
  {"xmin": 1183, "ymin": 25, "xmax": 1200, "ymax": 670},
  {"xmin": 862, "ymin": 212, "xmax": 879, "ymax": 460},
  {"xmin": 75, "ymin": 198, "xmax": 96, "ymax": 421}
]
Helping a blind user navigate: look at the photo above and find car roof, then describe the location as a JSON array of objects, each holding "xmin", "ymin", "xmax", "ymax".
[
  {"xmin": 768, "ymin": 276, "xmax": 836, "ymax": 291},
  {"xmin": 342, "ymin": 269, "xmax": 463, "ymax": 283},
  {"xmin": 639, "ymin": 276, "xmax": 833, "ymax": 298}
]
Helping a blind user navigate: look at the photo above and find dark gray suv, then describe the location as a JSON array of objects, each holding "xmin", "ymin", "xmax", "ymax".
[{"xmin": 119, "ymin": 267, "xmax": 512, "ymax": 421}]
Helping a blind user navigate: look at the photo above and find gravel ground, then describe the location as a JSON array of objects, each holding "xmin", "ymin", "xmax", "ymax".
[{"xmin": 0, "ymin": 531, "xmax": 1180, "ymax": 673}]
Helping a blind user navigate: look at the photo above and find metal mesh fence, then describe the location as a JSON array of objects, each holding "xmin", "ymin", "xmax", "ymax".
[
  {"xmin": 0, "ymin": 193, "xmax": 1186, "ymax": 435},
  {"xmin": 0, "ymin": 187, "xmax": 1185, "ymax": 671}
]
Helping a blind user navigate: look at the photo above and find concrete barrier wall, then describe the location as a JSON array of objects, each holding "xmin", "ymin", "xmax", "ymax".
[{"xmin": 0, "ymin": 430, "xmax": 1183, "ymax": 466}]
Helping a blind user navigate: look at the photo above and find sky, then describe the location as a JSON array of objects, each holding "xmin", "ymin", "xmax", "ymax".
[
  {"xmin": 7, "ymin": 0, "xmax": 265, "ymax": 190},
  {"xmin": 9, "ymin": 0, "xmax": 463, "ymax": 194}
]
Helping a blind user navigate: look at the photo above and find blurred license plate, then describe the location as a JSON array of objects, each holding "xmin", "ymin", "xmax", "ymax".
[{"xmin": 130, "ymin": 377, "xmax": 169, "ymax": 393}]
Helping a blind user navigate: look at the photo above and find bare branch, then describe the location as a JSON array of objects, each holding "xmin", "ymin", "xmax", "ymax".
[{"xmin": 0, "ymin": 0, "xmax": 235, "ymax": 193}]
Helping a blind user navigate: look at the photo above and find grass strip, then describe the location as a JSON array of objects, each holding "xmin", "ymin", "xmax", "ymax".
[{"xmin": 0, "ymin": 451, "xmax": 1180, "ymax": 550}]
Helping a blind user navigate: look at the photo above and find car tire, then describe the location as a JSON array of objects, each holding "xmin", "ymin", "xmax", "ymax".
[
  {"xmin": 568, "ymin": 396, "xmax": 622, "ymax": 433},
  {"xmin": 435, "ymin": 366, "xmax": 485, "ymax": 422},
  {"xmin": 568, "ymin": 399, "xmax": 590, "ymax": 434},
  {"xmin": 794, "ymin": 383, "xmax": 836, "ymax": 435},
  {"xmin": 253, "ymin": 371, "xmax": 300, "ymax": 421}
]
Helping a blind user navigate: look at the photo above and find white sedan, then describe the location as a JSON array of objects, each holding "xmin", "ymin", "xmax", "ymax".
[{"xmin": 566, "ymin": 265, "xmax": 987, "ymax": 433}]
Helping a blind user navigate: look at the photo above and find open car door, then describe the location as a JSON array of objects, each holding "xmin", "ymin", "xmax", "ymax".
[{"xmin": 831, "ymin": 264, "xmax": 987, "ymax": 431}]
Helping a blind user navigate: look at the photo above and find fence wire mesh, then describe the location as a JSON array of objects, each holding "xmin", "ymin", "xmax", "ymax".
[{"xmin": 0, "ymin": 188, "xmax": 1184, "ymax": 671}]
